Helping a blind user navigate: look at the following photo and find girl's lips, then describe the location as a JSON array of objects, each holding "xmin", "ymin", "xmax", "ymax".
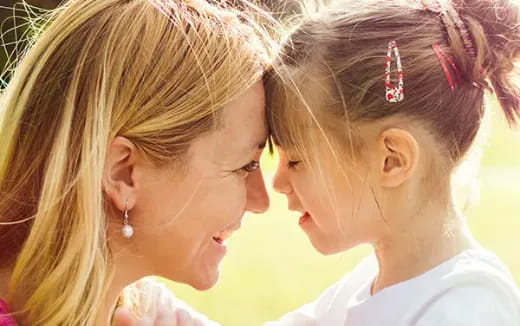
[{"xmin": 299, "ymin": 212, "xmax": 311, "ymax": 225}]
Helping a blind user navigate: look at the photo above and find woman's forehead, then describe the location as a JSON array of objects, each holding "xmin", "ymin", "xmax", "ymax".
[
  {"xmin": 187, "ymin": 82, "xmax": 268, "ymax": 163},
  {"xmin": 220, "ymin": 82, "xmax": 267, "ymax": 149}
]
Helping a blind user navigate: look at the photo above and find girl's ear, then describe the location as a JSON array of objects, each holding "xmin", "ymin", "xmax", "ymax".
[
  {"xmin": 375, "ymin": 128, "xmax": 419, "ymax": 188},
  {"xmin": 102, "ymin": 136, "xmax": 139, "ymax": 212}
]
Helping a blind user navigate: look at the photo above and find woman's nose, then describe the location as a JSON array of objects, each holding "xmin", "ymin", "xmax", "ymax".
[{"xmin": 245, "ymin": 169, "xmax": 270, "ymax": 214}]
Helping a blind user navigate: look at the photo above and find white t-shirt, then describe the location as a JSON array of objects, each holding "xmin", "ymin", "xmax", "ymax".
[{"xmin": 265, "ymin": 248, "xmax": 520, "ymax": 326}]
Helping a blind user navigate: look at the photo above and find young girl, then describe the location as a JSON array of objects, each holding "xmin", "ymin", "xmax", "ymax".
[
  {"xmin": 126, "ymin": 0, "xmax": 520, "ymax": 325},
  {"xmin": 0, "ymin": 0, "xmax": 273, "ymax": 324},
  {"xmin": 265, "ymin": 0, "xmax": 520, "ymax": 324}
]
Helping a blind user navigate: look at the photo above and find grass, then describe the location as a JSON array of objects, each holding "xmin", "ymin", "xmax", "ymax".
[{"xmin": 163, "ymin": 107, "xmax": 520, "ymax": 326}]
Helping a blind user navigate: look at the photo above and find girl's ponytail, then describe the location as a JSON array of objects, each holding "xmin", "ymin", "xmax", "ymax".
[{"xmin": 456, "ymin": 0, "xmax": 520, "ymax": 125}]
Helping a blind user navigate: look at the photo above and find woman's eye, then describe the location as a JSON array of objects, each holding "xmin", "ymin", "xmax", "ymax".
[
  {"xmin": 287, "ymin": 161, "xmax": 300, "ymax": 169},
  {"xmin": 239, "ymin": 160, "xmax": 260, "ymax": 174}
]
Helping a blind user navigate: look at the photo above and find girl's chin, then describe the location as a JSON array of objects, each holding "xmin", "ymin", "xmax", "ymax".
[
  {"xmin": 312, "ymin": 238, "xmax": 361, "ymax": 256},
  {"xmin": 306, "ymin": 232, "xmax": 350, "ymax": 256},
  {"xmin": 312, "ymin": 242, "xmax": 342, "ymax": 255}
]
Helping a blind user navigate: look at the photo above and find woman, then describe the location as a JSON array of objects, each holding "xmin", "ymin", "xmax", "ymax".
[{"xmin": 0, "ymin": 0, "xmax": 273, "ymax": 324}]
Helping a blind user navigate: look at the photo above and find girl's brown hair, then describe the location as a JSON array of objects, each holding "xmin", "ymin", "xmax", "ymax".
[{"xmin": 266, "ymin": 0, "xmax": 520, "ymax": 168}]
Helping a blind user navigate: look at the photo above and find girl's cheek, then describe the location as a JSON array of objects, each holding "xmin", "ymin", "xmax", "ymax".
[{"xmin": 293, "ymin": 178, "xmax": 314, "ymax": 201}]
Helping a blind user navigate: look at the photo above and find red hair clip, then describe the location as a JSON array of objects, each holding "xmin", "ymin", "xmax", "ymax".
[
  {"xmin": 432, "ymin": 43, "xmax": 463, "ymax": 91},
  {"xmin": 385, "ymin": 41, "xmax": 404, "ymax": 103}
]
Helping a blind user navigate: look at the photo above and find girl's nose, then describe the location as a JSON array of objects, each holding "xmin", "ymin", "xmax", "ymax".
[{"xmin": 273, "ymin": 165, "xmax": 292, "ymax": 195}]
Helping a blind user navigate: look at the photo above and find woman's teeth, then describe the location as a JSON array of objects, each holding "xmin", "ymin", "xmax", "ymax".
[{"xmin": 213, "ymin": 230, "xmax": 234, "ymax": 245}]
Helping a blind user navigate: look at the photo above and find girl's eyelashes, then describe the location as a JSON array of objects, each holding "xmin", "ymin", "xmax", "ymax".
[{"xmin": 287, "ymin": 160, "xmax": 300, "ymax": 169}]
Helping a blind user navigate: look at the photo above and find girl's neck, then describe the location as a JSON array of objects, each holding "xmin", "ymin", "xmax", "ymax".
[{"xmin": 371, "ymin": 201, "xmax": 479, "ymax": 295}]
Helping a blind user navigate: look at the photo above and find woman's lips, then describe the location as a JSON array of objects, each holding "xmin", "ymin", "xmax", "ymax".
[
  {"xmin": 212, "ymin": 224, "xmax": 240, "ymax": 246},
  {"xmin": 299, "ymin": 212, "xmax": 311, "ymax": 225},
  {"xmin": 210, "ymin": 236, "xmax": 227, "ymax": 257}
]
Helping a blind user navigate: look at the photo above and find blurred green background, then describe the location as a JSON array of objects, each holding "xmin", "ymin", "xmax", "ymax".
[{"xmin": 1, "ymin": 2, "xmax": 519, "ymax": 326}]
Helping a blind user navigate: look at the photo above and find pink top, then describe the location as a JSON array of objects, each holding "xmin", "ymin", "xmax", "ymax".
[{"xmin": 0, "ymin": 299, "xmax": 16, "ymax": 326}]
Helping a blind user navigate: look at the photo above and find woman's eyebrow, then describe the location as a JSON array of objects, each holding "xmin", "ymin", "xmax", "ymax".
[{"xmin": 252, "ymin": 138, "xmax": 267, "ymax": 150}]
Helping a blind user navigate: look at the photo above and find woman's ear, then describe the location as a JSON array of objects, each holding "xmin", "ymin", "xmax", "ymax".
[
  {"xmin": 102, "ymin": 136, "xmax": 138, "ymax": 212},
  {"xmin": 376, "ymin": 128, "xmax": 419, "ymax": 188}
]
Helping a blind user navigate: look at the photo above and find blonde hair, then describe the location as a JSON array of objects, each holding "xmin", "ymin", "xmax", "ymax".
[
  {"xmin": 0, "ymin": 0, "xmax": 271, "ymax": 324},
  {"xmin": 266, "ymin": 0, "xmax": 520, "ymax": 173}
]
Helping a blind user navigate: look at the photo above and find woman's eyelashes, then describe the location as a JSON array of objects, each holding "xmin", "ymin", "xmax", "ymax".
[{"xmin": 234, "ymin": 160, "xmax": 260, "ymax": 175}]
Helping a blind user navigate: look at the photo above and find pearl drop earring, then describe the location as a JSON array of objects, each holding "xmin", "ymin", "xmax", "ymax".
[{"xmin": 121, "ymin": 199, "xmax": 134, "ymax": 239}]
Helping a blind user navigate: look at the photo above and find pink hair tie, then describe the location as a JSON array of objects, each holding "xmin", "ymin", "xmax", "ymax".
[
  {"xmin": 421, "ymin": 0, "xmax": 485, "ymax": 91},
  {"xmin": 445, "ymin": 7, "xmax": 477, "ymax": 58},
  {"xmin": 420, "ymin": 0, "xmax": 477, "ymax": 58}
]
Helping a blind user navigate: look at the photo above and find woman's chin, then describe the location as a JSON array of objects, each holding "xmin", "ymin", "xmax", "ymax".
[{"xmin": 189, "ymin": 268, "xmax": 221, "ymax": 291}]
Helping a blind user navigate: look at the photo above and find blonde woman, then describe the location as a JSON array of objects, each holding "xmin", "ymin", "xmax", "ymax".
[{"xmin": 0, "ymin": 0, "xmax": 273, "ymax": 324}]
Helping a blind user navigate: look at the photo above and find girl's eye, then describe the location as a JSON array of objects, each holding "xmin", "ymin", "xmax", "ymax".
[
  {"xmin": 287, "ymin": 161, "xmax": 300, "ymax": 169},
  {"xmin": 238, "ymin": 160, "xmax": 260, "ymax": 174}
]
